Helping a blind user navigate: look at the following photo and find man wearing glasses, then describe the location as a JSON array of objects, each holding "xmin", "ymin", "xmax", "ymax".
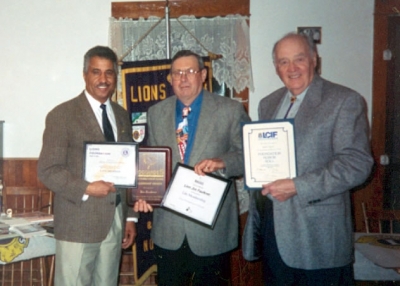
[{"xmin": 136, "ymin": 50, "xmax": 250, "ymax": 285}]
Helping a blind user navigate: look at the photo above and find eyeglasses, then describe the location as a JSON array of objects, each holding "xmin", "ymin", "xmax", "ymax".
[{"xmin": 170, "ymin": 69, "xmax": 201, "ymax": 80}]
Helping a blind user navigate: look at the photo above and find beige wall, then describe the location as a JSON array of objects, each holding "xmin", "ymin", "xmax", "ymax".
[{"xmin": 0, "ymin": 0, "xmax": 374, "ymax": 157}]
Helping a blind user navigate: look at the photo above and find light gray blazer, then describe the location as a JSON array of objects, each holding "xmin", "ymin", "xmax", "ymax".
[
  {"xmin": 249, "ymin": 75, "xmax": 373, "ymax": 269},
  {"xmin": 147, "ymin": 90, "xmax": 251, "ymax": 256},
  {"xmin": 38, "ymin": 92, "xmax": 136, "ymax": 243}
]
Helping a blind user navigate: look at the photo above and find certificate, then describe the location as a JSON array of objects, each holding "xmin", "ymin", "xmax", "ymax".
[
  {"xmin": 127, "ymin": 146, "xmax": 172, "ymax": 206},
  {"xmin": 242, "ymin": 120, "xmax": 297, "ymax": 190},
  {"xmin": 83, "ymin": 142, "xmax": 138, "ymax": 188},
  {"xmin": 161, "ymin": 163, "xmax": 231, "ymax": 229}
]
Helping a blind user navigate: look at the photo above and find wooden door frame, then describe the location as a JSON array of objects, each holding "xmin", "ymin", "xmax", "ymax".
[{"xmin": 352, "ymin": 0, "xmax": 400, "ymax": 231}]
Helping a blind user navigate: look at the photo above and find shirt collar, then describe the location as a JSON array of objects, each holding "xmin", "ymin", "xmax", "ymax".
[
  {"xmin": 288, "ymin": 86, "xmax": 309, "ymax": 102},
  {"xmin": 84, "ymin": 90, "xmax": 111, "ymax": 110},
  {"xmin": 177, "ymin": 90, "xmax": 204, "ymax": 111}
]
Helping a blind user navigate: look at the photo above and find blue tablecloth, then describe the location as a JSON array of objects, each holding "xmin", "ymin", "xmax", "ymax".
[{"xmin": 0, "ymin": 235, "xmax": 55, "ymax": 264}]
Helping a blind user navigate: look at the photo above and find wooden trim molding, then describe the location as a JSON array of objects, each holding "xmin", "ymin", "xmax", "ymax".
[{"xmin": 112, "ymin": 0, "xmax": 250, "ymax": 19}]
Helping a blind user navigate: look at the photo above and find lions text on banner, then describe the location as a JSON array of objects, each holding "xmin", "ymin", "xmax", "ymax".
[{"xmin": 121, "ymin": 58, "xmax": 213, "ymax": 145}]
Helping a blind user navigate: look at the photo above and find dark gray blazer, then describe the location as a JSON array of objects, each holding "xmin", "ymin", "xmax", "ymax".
[
  {"xmin": 147, "ymin": 90, "xmax": 251, "ymax": 256},
  {"xmin": 244, "ymin": 75, "xmax": 373, "ymax": 269},
  {"xmin": 38, "ymin": 92, "xmax": 136, "ymax": 243}
]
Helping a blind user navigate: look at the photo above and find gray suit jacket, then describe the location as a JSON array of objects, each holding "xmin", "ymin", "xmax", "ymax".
[
  {"xmin": 38, "ymin": 92, "xmax": 136, "ymax": 243},
  {"xmin": 245, "ymin": 75, "xmax": 373, "ymax": 269},
  {"xmin": 147, "ymin": 90, "xmax": 250, "ymax": 256}
]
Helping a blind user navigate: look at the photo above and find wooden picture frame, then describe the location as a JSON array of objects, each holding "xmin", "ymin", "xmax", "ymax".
[{"xmin": 297, "ymin": 26, "xmax": 322, "ymax": 44}]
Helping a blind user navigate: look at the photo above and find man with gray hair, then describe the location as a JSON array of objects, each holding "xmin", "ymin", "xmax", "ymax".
[{"xmin": 243, "ymin": 33, "xmax": 373, "ymax": 285}]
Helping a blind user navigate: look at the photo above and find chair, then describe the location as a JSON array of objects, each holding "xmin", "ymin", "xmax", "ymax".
[
  {"xmin": 119, "ymin": 242, "xmax": 157, "ymax": 286},
  {"xmin": 361, "ymin": 202, "xmax": 400, "ymax": 234},
  {"xmin": 119, "ymin": 212, "xmax": 157, "ymax": 286},
  {"xmin": 359, "ymin": 202, "xmax": 400, "ymax": 280},
  {"xmin": 0, "ymin": 186, "xmax": 54, "ymax": 286}
]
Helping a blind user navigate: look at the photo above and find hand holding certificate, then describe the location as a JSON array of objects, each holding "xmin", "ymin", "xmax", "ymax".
[
  {"xmin": 83, "ymin": 142, "xmax": 138, "ymax": 187},
  {"xmin": 242, "ymin": 120, "xmax": 297, "ymax": 190},
  {"xmin": 161, "ymin": 163, "xmax": 231, "ymax": 228}
]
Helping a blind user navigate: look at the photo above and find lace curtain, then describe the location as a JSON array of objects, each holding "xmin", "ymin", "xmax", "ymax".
[{"xmin": 109, "ymin": 15, "xmax": 253, "ymax": 93}]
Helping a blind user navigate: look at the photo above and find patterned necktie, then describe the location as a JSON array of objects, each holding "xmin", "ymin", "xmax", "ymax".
[
  {"xmin": 284, "ymin": 96, "xmax": 297, "ymax": 119},
  {"xmin": 100, "ymin": 104, "xmax": 115, "ymax": 142},
  {"xmin": 176, "ymin": 106, "xmax": 191, "ymax": 162}
]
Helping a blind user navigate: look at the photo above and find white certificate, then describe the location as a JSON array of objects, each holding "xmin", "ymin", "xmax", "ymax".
[
  {"xmin": 83, "ymin": 142, "xmax": 138, "ymax": 187},
  {"xmin": 242, "ymin": 120, "xmax": 297, "ymax": 189},
  {"xmin": 161, "ymin": 163, "xmax": 231, "ymax": 228}
]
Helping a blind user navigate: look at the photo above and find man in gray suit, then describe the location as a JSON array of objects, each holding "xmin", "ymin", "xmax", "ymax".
[
  {"xmin": 38, "ymin": 46, "xmax": 137, "ymax": 286},
  {"xmin": 244, "ymin": 33, "xmax": 373, "ymax": 285},
  {"xmin": 138, "ymin": 50, "xmax": 250, "ymax": 285}
]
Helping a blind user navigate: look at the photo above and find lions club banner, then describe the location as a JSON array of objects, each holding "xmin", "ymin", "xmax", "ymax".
[{"xmin": 121, "ymin": 58, "xmax": 213, "ymax": 145}]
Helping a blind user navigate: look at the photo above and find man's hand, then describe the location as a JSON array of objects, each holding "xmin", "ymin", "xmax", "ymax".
[
  {"xmin": 261, "ymin": 179, "xmax": 297, "ymax": 202},
  {"xmin": 133, "ymin": 199, "xmax": 153, "ymax": 213},
  {"xmin": 122, "ymin": 221, "xmax": 136, "ymax": 249},
  {"xmin": 85, "ymin": 181, "xmax": 116, "ymax": 197},
  {"xmin": 194, "ymin": 158, "xmax": 225, "ymax": 175}
]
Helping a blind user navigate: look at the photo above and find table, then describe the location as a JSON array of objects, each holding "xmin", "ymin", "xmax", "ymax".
[
  {"xmin": 354, "ymin": 232, "xmax": 400, "ymax": 281},
  {"xmin": 0, "ymin": 235, "xmax": 55, "ymax": 264},
  {"xmin": 0, "ymin": 235, "xmax": 55, "ymax": 286}
]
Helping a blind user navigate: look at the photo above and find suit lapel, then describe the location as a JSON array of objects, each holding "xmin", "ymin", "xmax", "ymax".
[
  {"xmin": 295, "ymin": 75, "xmax": 324, "ymax": 131},
  {"xmin": 75, "ymin": 93, "xmax": 105, "ymax": 142},
  {"xmin": 157, "ymin": 98, "xmax": 182, "ymax": 164},
  {"xmin": 189, "ymin": 91, "xmax": 218, "ymax": 165},
  {"xmin": 270, "ymin": 90, "xmax": 286, "ymax": 119},
  {"xmin": 111, "ymin": 102, "xmax": 130, "ymax": 142}
]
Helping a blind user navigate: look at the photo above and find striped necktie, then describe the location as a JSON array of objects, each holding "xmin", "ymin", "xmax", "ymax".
[{"xmin": 176, "ymin": 106, "xmax": 191, "ymax": 162}]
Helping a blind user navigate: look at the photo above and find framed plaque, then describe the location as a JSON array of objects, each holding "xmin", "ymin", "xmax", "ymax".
[
  {"xmin": 242, "ymin": 120, "xmax": 297, "ymax": 190},
  {"xmin": 127, "ymin": 146, "xmax": 172, "ymax": 206},
  {"xmin": 83, "ymin": 142, "xmax": 138, "ymax": 188},
  {"xmin": 161, "ymin": 163, "xmax": 232, "ymax": 229}
]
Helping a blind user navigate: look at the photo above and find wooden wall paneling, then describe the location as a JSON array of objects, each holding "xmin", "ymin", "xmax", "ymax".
[
  {"xmin": 3, "ymin": 159, "xmax": 41, "ymax": 187},
  {"xmin": 2, "ymin": 159, "xmax": 52, "ymax": 212},
  {"xmin": 22, "ymin": 160, "xmax": 40, "ymax": 186},
  {"xmin": 3, "ymin": 159, "xmax": 21, "ymax": 186}
]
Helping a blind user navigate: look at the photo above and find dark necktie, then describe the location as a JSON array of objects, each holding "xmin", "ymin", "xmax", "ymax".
[
  {"xmin": 100, "ymin": 104, "xmax": 115, "ymax": 142},
  {"xmin": 100, "ymin": 104, "xmax": 120, "ymax": 206},
  {"xmin": 284, "ymin": 96, "xmax": 297, "ymax": 119}
]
